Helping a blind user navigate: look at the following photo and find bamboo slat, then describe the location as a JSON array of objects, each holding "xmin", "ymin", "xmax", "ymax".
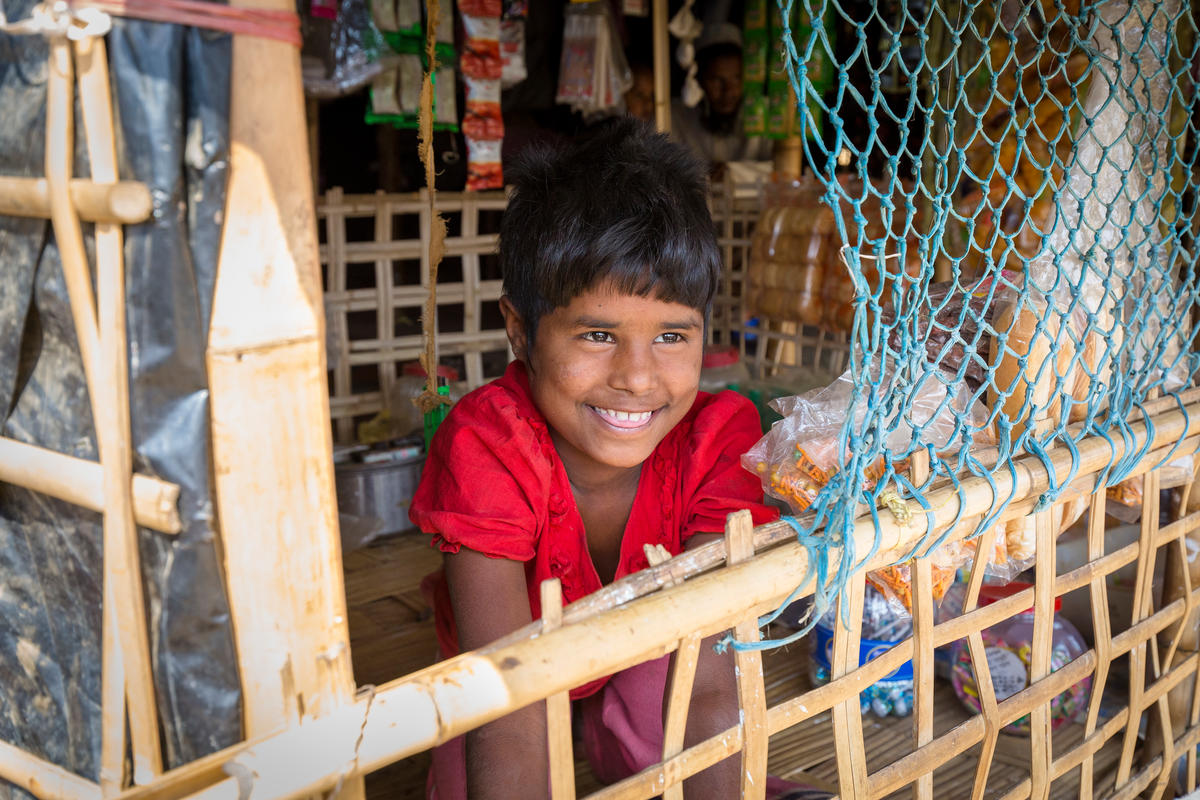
[
  {"xmin": 541, "ymin": 579, "xmax": 576, "ymax": 800},
  {"xmin": 0, "ymin": 437, "xmax": 181, "ymax": 534},
  {"xmin": 0, "ymin": 738, "xmax": 102, "ymax": 800},
  {"xmin": 661, "ymin": 631, "xmax": 701, "ymax": 800},
  {"xmin": 0, "ymin": 176, "xmax": 151, "ymax": 224},
  {"xmin": 207, "ymin": 7, "xmax": 362, "ymax": 800},
  {"xmin": 729, "ymin": 510, "xmax": 769, "ymax": 799},
  {"xmin": 75, "ymin": 32, "xmax": 163, "ymax": 787}
]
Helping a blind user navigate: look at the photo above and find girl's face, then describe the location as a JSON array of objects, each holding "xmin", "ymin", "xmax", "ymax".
[{"xmin": 502, "ymin": 282, "xmax": 704, "ymax": 485}]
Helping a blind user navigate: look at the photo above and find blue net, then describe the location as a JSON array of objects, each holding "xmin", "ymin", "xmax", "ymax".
[{"xmin": 736, "ymin": 0, "xmax": 1200, "ymax": 645}]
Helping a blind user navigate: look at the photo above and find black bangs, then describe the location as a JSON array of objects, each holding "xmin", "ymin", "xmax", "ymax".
[{"xmin": 500, "ymin": 118, "xmax": 720, "ymax": 342}]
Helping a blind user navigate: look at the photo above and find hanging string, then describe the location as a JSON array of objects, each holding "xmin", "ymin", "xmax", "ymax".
[{"xmin": 414, "ymin": 0, "xmax": 451, "ymax": 416}]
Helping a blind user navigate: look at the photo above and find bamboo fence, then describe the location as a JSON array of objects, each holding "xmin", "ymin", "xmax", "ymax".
[{"xmin": 52, "ymin": 393, "xmax": 1200, "ymax": 800}]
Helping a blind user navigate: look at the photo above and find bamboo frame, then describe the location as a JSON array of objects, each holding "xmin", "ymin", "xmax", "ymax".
[
  {"xmin": 206, "ymin": 9, "xmax": 361, "ymax": 800},
  {"xmin": 0, "ymin": 437, "xmax": 181, "ymax": 534},
  {"xmin": 84, "ymin": 391, "xmax": 1200, "ymax": 800}
]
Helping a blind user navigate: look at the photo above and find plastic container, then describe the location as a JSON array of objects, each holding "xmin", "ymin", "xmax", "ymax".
[
  {"xmin": 699, "ymin": 345, "xmax": 751, "ymax": 394},
  {"xmin": 810, "ymin": 585, "xmax": 915, "ymax": 717},
  {"xmin": 949, "ymin": 582, "xmax": 1091, "ymax": 733}
]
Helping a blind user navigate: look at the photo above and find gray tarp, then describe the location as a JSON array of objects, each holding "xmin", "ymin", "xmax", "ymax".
[{"xmin": 0, "ymin": 2, "xmax": 241, "ymax": 789}]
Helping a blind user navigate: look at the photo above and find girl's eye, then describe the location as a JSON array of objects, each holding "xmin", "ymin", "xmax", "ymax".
[
  {"xmin": 656, "ymin": 332, "xmax": 685, "ymax": 344},
  {"xmin": 583, "ymin": 331, "xmax": 615, "ymax": 343}
]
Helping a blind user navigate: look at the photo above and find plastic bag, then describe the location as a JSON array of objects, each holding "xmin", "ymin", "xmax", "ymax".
[
  {"xmin": 742, "ymin": 365, "xmax": 983, "ymax": 514},
  {"xmin": 461, "ymin": 0, "xmax": 504, "ymax": 189},
  {"xmin": 302, "ymin": 0, "xmax": 386, "ymax": 98},
  {"xmin": 555, "ymin": 2, "xmax": 632, "ymax": 116},
  {"xmin": 741, "ymin": 364, "xmax": 988, "ymax": 611},
  {"xmin": 881, "ymin": 271, "xmax": 1020, "ymax": 392}
]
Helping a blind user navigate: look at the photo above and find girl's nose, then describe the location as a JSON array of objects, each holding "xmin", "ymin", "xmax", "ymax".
[{"xmin": 610, "ymin": 343, "xmax": 656, "ymax": 394}]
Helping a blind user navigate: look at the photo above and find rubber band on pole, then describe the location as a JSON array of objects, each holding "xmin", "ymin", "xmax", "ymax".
[{"xmin": 73, "ymin": 0, "xmax": 301, "ymax": 46}]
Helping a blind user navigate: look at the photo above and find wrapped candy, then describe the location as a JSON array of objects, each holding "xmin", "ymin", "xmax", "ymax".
[
  {"xmin": 810, "ymin": 584, "xmax": 915, "ymax": 717},
  {"xmin": 949, "ymin": 583, "xmax": 1090, "ymax": 733}
]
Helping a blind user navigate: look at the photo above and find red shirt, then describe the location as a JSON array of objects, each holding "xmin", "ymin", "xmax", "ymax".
[{"xmin": 410, "ymin": 361, "xmax": 778, "ymax": 697}]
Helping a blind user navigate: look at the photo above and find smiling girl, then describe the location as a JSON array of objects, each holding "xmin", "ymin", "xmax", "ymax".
[{"xmin": 410, "ymin": 118, "xmax": 779, "ymax": 799}]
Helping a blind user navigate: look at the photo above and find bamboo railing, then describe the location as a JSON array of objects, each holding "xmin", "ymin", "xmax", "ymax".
[{"xmin": 79, "ymin": 391, "xmax": 1200, "ymax": 800}]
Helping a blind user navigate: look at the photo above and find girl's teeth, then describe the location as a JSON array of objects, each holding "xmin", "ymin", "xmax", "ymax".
[{"xmin": 598, "ymin": 407, "xmax": 651, "ymax": 423}]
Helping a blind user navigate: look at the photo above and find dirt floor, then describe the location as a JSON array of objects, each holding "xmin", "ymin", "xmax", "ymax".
[{"xmin": 344, "ymin": 533, "xmax": 1126, "ymax": 800}]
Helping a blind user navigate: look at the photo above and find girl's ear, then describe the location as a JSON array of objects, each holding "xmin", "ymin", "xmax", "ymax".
[{"xmin": 499, "ymin": 296, "xmax": 528, "ymax": 361}]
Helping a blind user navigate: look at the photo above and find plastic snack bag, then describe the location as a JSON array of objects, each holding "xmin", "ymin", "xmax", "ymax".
[
  {"xmin": 742, "ymin": 364, "xmax": 988, "ymax": 611},
  {"xmin": 460, "ymin": 0, "xmax": 503, "ymax": 189}
]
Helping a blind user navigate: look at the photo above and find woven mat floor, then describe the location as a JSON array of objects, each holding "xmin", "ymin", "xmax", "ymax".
[{"xmin": 345, "ymin": 533, "xmax": 1124, "ymax": 799}]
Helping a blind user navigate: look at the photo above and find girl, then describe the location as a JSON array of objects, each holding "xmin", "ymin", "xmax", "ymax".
[{"xmin": 411, "ymin": 118, "xmax": 780, "ymax": 798}]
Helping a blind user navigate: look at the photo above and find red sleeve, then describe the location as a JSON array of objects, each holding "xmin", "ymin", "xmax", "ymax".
[
  {"xmin": 409, "ymin": 388, "xmax": 550, "ymax": 562},
  {"xmin": 679, "ymin": 391, "xmax": 779, "ymax": 539}
]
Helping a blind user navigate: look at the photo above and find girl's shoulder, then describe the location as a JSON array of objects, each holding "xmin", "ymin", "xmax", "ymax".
[{"xmin": 438, "ymin": 361, "xmax": 548, "ymax": 447}]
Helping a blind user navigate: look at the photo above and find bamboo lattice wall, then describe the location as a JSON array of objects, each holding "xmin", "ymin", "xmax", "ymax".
[
  {"xmin": 318, "ymin": 188, "xmax": 510, "ymax": 444},
  {"xmin": 318, "ymin": 181, "xmax": 850, "ymax": 445}
]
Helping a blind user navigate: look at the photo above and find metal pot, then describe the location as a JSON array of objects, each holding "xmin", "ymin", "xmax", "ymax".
[{"xmin": 334, "ymin": 454, "xmax": 426, "ymax": 549}]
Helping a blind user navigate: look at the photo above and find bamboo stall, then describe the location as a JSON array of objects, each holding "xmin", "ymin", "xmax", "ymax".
[{"xmin": 3, "ymin": 0, "xmax": 1200, "ymax": 799}]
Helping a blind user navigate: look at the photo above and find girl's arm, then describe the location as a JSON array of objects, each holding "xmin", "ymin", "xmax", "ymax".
[
  {"xmin": 677, "ymin": 531, "xmax": 740, "ymax": 797},
  {"xmin": 444, "ymin": 547, "xmax": 549, "ymax": 800}
]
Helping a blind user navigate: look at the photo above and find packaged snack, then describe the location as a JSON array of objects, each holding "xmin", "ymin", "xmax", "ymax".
[
  {"xmin": 742, "ymin": 364, "xmax": 988, "ymax": 611},
  {"xmin": 460, "ymin": 0, "xmax": 503, "ymax": 189}
]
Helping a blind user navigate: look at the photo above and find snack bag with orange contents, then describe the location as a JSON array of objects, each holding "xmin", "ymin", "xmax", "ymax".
[{"xmin": 742, "ymin": 365, "xmax": 990, "ymax": 612}]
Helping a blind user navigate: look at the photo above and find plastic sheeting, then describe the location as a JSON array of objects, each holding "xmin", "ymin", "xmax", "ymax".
[{"xmin": 0, "ymin": 3, "xmax": 241, "ymax": 789}]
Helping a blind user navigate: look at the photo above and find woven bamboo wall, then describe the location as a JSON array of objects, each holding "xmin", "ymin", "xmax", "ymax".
[
  {"xmin": 318, "ymin": 188, "xmax": 510, "ymax": 444},
  {"xmin": 318, "ymin": 182, "xmax": 849, "ymax": 444}
]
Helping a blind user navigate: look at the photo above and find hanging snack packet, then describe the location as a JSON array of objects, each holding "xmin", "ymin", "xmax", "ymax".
[{"xmin": 460, "ymin": 0, "xmax": 504, "ymax": 189}]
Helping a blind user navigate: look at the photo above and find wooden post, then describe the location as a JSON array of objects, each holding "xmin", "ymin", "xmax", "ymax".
[
  {"xmin": 651, "ymin": 0, "xmax": 670, "ymax": 133},
  {"xmin": 207, "ymin": 4, "xmax": 361, "ymax": 798}
]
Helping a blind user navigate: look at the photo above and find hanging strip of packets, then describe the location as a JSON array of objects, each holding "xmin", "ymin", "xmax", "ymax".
[
  {"xmin": 366, "ymin": 0, "xmax": 460, "ymax": 133},
  {"xmin": 743, "ymin": 0, "xmax": 833, "ymax": 141}
]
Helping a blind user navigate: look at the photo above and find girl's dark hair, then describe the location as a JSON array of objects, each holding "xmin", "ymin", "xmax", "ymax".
[{"xmin": 500, "ymin": 117, "xmax": 720, "ymax": 343}]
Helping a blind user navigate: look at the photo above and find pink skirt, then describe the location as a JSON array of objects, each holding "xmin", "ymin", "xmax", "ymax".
[{"xmin": 427, "ymin": 655, "xmax": 828, "ymax": 799}]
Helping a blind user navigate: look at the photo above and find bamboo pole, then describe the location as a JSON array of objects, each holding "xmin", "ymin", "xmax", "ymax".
[
  {"xmin": 541, "ymin": 579, "xmax": 575, "ymax": 800},
  {"xmin": 0, "ymin": 437, "xmax": 181, "ymax": 534},
  {"xmin": 47, "ymin": 33, "xmax": 163, "ymax": 786},
  {"xmin": 206, "ymin": 5, "xmax": 361, "ymax": 799},
  {"xmin": 651, "ymin": 0, "xmax": 669, "ymax": 133},
  {"xmin": 0, "ymin": 177, "xmax": 151, "ymax": 224},
  {"xmin": 0, "ymin": 738, "xmax": 103, "ymax": 800},
  {"xmin": 75, "ymin": 32, "xmax": 164, "ymax": 786}
]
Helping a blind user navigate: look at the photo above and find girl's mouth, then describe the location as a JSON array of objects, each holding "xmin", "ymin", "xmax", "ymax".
[{"xmin": 590, "ymin": 405, "xmax": 656, "ymax": 430}]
